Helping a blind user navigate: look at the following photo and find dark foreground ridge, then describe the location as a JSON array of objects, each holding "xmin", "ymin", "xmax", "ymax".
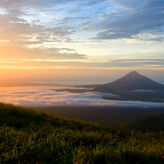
[{"xmin": 0, "ymin": 103, "xmax": 164, "ymax": 164}]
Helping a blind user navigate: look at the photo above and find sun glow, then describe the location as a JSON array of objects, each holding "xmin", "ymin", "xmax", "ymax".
[{"xmin": 0, "ymin": 0, "xmax": 164, "ymax": 84}]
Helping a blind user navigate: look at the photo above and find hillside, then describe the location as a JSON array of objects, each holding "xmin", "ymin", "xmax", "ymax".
[
  {"xmin": 0, "ymin": 103, "xmax": 164, "ymax": 163},
  {"xmin": 124, "ymin": 113, "xmax": 164, "ymax": 132}
]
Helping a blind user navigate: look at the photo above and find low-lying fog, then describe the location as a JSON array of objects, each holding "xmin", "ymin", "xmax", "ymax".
[{"xmin": 0, "ymin": 85, "xmax": 164, "ymax": 108}]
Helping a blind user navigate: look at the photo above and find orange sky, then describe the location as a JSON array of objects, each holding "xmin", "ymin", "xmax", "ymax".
[{"xmin": 0, "ymin": 0, "xmax": 164, "ymax": 84}]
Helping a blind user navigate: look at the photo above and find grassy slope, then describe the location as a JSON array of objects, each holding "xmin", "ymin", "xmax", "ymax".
[
  {"xmin": 0, "ymin": 103, "xmax": 164, "ymax": 164},
  {"xmin": 124, "ymin": 113, "xmax": 164, "ymax": 132}
]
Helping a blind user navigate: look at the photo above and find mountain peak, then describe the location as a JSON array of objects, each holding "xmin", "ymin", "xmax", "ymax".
[
  {"xmin": 94, "ymin": 71, "xmax": 164, "ymax": 91},
  {"xmin": 126, "ymin": 71, "xmax": 140, "ymax": 77}
]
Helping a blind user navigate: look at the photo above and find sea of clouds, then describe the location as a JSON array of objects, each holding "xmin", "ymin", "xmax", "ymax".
[{"xmin": 0, "ymin": 86, "xmax": 164, "ymax": 108}]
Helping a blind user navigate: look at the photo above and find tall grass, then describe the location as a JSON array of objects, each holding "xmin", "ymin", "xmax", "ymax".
[{"xmin": 0, "ymin": 103, "xmax": 164, "ymax": 164}]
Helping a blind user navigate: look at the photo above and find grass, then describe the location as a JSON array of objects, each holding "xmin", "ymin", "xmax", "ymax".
[{"xmin": 0, "ymin": 103, "xmax": 164, "ymax": 163}]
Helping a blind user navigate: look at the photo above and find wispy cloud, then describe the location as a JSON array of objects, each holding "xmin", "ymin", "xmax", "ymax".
[
  {"xmin": 94, "ymin": 0, "xmax": 164, "ymax": 40},
  {"xmin": 1, "ymin": 0, "xmax": 164, "ymax": 43},
  {"xmin": 0, "ymin": 0, "xmax": 164, "ymax": 79}
]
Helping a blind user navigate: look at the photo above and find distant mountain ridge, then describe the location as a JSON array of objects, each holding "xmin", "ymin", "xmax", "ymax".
[{"xmin": 94, "ymin": 71, "xmax": 164, "ymax": 92}]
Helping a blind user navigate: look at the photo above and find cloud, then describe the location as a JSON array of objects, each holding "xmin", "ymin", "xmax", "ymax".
[
  {"xmin": 0, "ymin": 0, "xmax": 164, "ymax": 71},
  {"xmin": 0, "ymin": 0, "xmax": 104, "ymax": 8},
  {"xmin": 2, "ymin": 55, "xmax": 164, "ymax": 70},
  {"xmin": 0, "ymin": 0, "xmax": 94, "ymax": 62},
  {"xmin": 0, "ymin": 85, "xmax": 164, "ymax": 107},
  {"xmin": 84, "ymin": 58, "xmax": 164, "ymax": 69},
  {"xmin": 0, "ymin": 0, "xmax": 108, "ymax": 43},
  {"xmin": 0, "ymin": 1, "xmax": 81, "ymax": 46},
  {"xmin": 94, "ymin": 0, "xmax": 164, "ymax": 40},
  {"xmin": 1, "ymin": 0, "xmax": 164, "ymax": 43},
  {"xmin": 0, "ymin": 45, "xmax": 86, "ymax": 62}
]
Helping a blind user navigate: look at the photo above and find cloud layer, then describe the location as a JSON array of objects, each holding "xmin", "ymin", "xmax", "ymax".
[
  {"xmin": 0, "ymin": 85, "xmax": 164, "ymax": 108},
  {"xmin": 1, "ymin": 0, "xmax": 164, "ymax": 44},
  {"xmin": 0, "ymin": 0, "xmax": 164, "ymax": 78},
  {"xmin": 93, "ymin": 0, "xmax": 164, "ymax": 40}
]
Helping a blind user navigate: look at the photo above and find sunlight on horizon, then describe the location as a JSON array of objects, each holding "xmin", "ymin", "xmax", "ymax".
[{"xmin": 0, "ymin": 0, "xmax": 164, "ymax": 83}]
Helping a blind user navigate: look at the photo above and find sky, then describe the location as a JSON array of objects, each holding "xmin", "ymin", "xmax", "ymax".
[{"xmin": 0, "ymin": 0, "xmax": 164, "ymax": 84}]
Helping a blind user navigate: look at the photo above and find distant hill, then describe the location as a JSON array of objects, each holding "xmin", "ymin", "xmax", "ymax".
[
  {"xmin": 94, "ymin": 71, "xmax": 164, "ymax": 92},
  {"xmin": 124, "ymin": 113, "xmax": 164, "ymax": 132}
]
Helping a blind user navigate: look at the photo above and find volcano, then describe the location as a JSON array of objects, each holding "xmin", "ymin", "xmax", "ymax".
[{"xmin": 94, "ymin": 71, "xmax": 164, "ymax": 94}]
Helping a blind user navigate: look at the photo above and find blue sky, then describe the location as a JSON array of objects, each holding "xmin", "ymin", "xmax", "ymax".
[{"xmin": 0, "ymin": 0, "xmax": 164, "ymax": 83}]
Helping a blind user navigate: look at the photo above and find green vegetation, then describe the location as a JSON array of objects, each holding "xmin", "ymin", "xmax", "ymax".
[{"xmin": 0, "ymin": 103, "xmax": 164, "ymax": 164}]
